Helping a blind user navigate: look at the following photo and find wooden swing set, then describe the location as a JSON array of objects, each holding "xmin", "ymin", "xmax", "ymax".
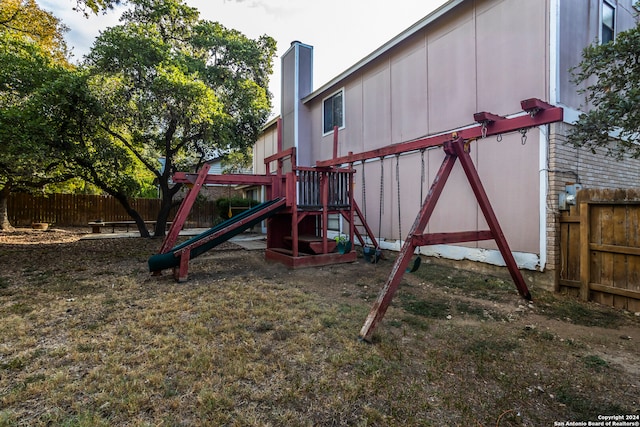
[
  {"xmin": 315, "ymin": 98, "xmax": 563, "ymax": 342},
  {"xmin": 153, "ymin": 97, "xmax": 562, "ymax": 341}
]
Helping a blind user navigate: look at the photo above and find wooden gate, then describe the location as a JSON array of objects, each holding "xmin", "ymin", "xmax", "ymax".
[{"xmin": 558, "ymin": 188, "xmax": 640, "ymax": 312}]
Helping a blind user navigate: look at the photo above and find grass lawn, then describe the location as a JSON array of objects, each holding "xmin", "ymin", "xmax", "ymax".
[{"xmin": 1, "ymin": 228, "xmax": 638, "ymax": 426}]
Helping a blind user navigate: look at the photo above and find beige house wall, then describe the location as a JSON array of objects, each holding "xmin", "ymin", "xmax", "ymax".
[
  {"xmin": 306, "ymin": 0, "xmax": 548, "ymax": 260},
  {"xmin": 253, "ymin": 120, "xmax": 279, "ymax": 176},
  {"xmin": 255, "ymin": 0, "xmax": 640, "ymax": 284}
]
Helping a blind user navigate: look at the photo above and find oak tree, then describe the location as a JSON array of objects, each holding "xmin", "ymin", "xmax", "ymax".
[
  {"xmin": 0, "ymin": 0, "xmax": 70, "ymax": 230},
  {"xmin": 84, "ymin": 0, "xmax": 276, "ymax": 236}
]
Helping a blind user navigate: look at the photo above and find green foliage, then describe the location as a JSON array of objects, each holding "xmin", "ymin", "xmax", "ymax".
[
  {"xmin": 0, "ymin": 0, "xmax": 275, "ymax": 232},
  {"xmin": 81, "ymin": 0, "xmax": 276, "ymax": 231},
  {"xmin": 0, "ymin": 0, "xmax": 69, "ymax": 63},
  {"xmin": 44, "ymin": 179, "xmax": 102, "ymax": 195},
  {"xmin": 0, "ymin": 31, "xmax": 72, "ymax": 195},
  {"xmin": 568, "ymin": 22, "xmax": 640, "ymax": 159},
  {"xmin": 221, "ymin": 149, "xmax": 253, "ymax": 174},
  {"xmin": 0, "ymin": 1, "xmax": 85, "ymax": 229},
  {"xmin": 73, "ymin": 0, "xmax": 124, "ymax": 16}
]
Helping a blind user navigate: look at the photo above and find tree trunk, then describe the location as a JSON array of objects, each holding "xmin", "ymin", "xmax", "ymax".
[
  {"xmin": 154, "ymin": 198, "xmax": 172, "ymax": 238},
  {"xmin": 153, "ymin": 179, "xmax": 182, "ymax": 238},
  {"xmin": 111, "ymin": 192, "xmax": 150, "ymax": 238},
  {"xmin": 0, "ymin": 185, "xmax": 15, "ymax": 232}
]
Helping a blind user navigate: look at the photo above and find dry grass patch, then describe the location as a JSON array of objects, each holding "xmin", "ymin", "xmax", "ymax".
[{"xmin": 0, "ymin": 230, "xmax": 638, "ymax": 426}]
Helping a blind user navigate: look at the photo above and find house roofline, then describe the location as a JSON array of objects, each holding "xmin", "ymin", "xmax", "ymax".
[
  {"xmin": 301, "ymin": 0, "xmax": 466, "ymax": 104},
  {"xmin": 262, "ymin": 115, "xmax": 280, "ymax": 132}
]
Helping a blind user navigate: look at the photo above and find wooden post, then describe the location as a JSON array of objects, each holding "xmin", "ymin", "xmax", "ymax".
[
  {"xmin": 321, "ymin": 171, "xmax": 329, "ymax": 254},
  {"xmin": 290, "ymin": 172, "xmax": 299, "ymax": 257},
  {"xmin": 579, "ymin": 202, "xmax": 591, "ymax": 301},
  {"xmin": 333, "ymin": 125, "xmax": 339, "ymax": 160},
  {"xmin": 359, "ymin": 152, "xmax": 458, "ymax": 342},
  {"xmin": 159, "ymin": 163, "xmax": 211, "ymax": 255}
]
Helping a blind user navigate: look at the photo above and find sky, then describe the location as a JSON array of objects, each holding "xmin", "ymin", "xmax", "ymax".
[{"xmin": 37, "ymin": 0, "xmax": 449, "ymax": 116}]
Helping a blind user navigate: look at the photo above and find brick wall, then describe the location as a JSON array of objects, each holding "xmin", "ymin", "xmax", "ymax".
[{"xmin": 546, "ymin": 122, "xmax": 640, "ymax": 272}]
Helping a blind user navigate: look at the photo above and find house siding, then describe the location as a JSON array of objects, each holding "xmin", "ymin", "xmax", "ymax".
[
  {"xmin": 558, "ymin": 0, "xmax": 637, "ymax": 111},
  {"xmin": 256, "ymin": 0, "xmax": 640, "ymax": 287},
  {"xmin": 254, "ymin": 121, "xmax": 279, "ymax": 176},
  {"xmin": 305, "ymin": 0, "xmax": 548, "ymax": 256}
]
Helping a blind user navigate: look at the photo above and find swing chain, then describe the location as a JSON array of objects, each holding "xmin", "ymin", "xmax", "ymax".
[
  {"xmin": 481, "ymin": 122, "xmax": 487, "ymax": 139},
  {"xmin": 520, "ymin": 128, "xmax": 528, "ymax": 145},
  {"xmin": 361, "ymin": 162, "xmax": 367, "ymax": 226},
  {"xmin": 378, "ymin": 157, "xmax": 384, "ymax": 244},
  {"xmin": 379, "ymin": 158, "xmax": 385, "ymax": 215},
  {"xmin": 496, "ymin": 134, "xmax": 503, "ymax": 142},
  {"xmin": 396, "ymin": 154, "xmax": 402, "ymax": 243},
  {"xmin": 420, "ymin": 148, "xmax": 426, "ymax": 206}
]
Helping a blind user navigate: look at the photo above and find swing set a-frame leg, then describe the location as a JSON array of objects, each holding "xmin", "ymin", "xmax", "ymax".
[
  {"xmin": 451, "ymin": 137, "xmax": 532, "ymax": 301},
  {"xmin": 359, "ymin": 150, "xmax": 458, "ymax": 342},
  {"xmin": 359, "ymin": 137, "xmax": 531, "ymax": 342}
]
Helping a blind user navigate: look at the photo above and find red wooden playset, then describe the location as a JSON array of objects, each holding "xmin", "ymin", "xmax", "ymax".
[{"xmin": 149, "ymin": 98, "xmax": 563, "ymax": 340}]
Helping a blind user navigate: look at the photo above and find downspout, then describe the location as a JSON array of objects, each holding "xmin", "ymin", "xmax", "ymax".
[
  {"xmin": 539, "ymin": 126, "xmax": 549, "ymax": 272},
  {"xmin": 539, "ymin": 0, "xmax": 560, "ymax": 271},
  {"xmin": 293, "ymin": 43, "xmax": 300, "ymax": 161}
]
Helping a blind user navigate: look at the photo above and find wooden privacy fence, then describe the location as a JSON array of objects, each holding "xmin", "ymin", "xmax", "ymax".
[
  {"xmin": 8, "ymin": 193, "xmax": 218, "ymax": 228},
  {"xmin": 558, "ymin": 188, "xmax": 640, "ymax": 312}
]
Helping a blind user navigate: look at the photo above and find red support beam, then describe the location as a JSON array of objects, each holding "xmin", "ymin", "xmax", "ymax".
[
  {"xmin": 316, "ymin": 98, "xmax": 562, "ymax": 168},
  {"xmin": 158, "ymin": 163, "xmax": 211, "ymax": 255},
  {"xmin": 172, "ymin": 173, "xmax": 273, "ymax": 186},
  {"xmin": 451, "ymin": 138, "xmax": 532, "ymax": 300},
  {"xmin": 321, "ymin": 172, "xmax": 329, "ymax": 254},
  {"xmin": 359, "ymin": 152, "xmax": 458, "ymax": 342},
  {"xmin": 264, "ymin": 147, "xmax": 295, "ymax": 165},
  {"xmin": 412, "ymin": 230, "xmax": 494, "ymax": 246}
]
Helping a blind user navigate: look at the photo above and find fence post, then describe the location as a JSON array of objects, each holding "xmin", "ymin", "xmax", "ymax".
[{"xmin": 579, "ymin": 202, "xmax": 590, "ymax": 301}]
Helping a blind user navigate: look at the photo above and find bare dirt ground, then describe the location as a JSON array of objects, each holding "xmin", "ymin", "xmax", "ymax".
[{"xmin": 1, "ymin": 227, "xmax": 639, "ymax": 426}]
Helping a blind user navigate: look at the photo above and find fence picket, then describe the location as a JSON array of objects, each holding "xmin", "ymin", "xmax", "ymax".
[
  {"xmin": 7, "ymin": 193, "xmax": 218, "ymax": 228},
  {"xmin": 560, "ymin": 189, "xmax": 640, "ymax": 312}
]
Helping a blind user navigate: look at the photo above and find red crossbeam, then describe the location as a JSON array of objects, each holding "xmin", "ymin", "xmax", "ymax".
[
  {"xmin": 412, "ymin": 230, "xmax": 494, "ymax": 246},
  {"xmin": 172, "ymin": 173, "xmax": 273, "ymax": 186},
  {"xmin": 316, "ymin": 98, "xmax": 562, "ymax": 167}
]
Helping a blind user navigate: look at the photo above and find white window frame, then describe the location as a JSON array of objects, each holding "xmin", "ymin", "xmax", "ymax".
[
  {"xmin": 600, "ymin": 0, "xmax": 615, "ymax": 44},
  {"xmin": 322, "ymin": 88, "xmax": 345, "ymax": 136}
]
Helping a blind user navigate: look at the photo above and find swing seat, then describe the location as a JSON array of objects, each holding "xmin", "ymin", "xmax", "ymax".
[
  {"xmin": 406, "ymin": 256, "xmax": 421, "ymax": 273},
  {"xmin": 337, "ymin": 240, "xmax": 352, "ymax": 254},
  {"xmin": 363, "ymin": 246, "xmax": 382, "ymax": 263}
]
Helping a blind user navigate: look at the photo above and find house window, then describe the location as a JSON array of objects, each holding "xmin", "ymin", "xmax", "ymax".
[
  {"xmin": 601, "ymin": 1, "xmax": 615, "ymax": 44},
  {"xmin": 323, "ymin": 90, "xmax": 344, "ymax": 135}
]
